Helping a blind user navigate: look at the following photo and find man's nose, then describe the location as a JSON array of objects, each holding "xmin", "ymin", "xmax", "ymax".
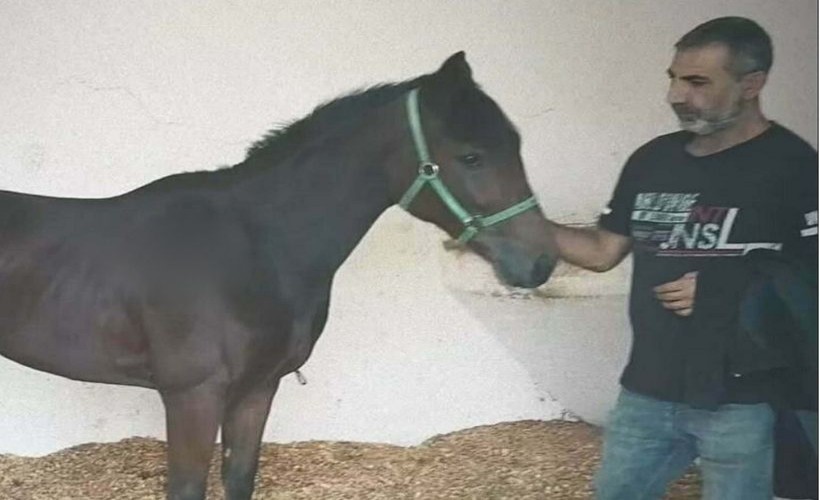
[{"xmin": 667, "ymin": 80, "xmax": 686, "ymax": 105}]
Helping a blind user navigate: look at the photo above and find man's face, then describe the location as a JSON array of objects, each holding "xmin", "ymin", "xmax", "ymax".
[{"xmin": 666, "ymin": 44, "xmax": 746, "ymax": 135}]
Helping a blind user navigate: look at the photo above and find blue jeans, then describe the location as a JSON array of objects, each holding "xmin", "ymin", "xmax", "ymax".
[{"xmin": 595, "ymin": 388, "xmax": 775, "ymax": 500}]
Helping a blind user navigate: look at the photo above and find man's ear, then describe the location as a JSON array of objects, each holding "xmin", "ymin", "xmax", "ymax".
[{"xmin": 741, "ymin": 70, "xmax": 767, "ymax": 99}]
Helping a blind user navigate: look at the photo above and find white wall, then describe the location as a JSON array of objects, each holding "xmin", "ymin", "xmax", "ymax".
[{"xmin": 0, "ymin": 1, "xmax": 815, "ymax": 456}]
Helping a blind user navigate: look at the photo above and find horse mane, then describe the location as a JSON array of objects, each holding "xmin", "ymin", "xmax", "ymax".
[
  {"xmin": 129, "ymin": 77, "xmax": 430, "ymax": 194},
  {"xmin": 242, "ymin": 77, "xmax": 427, "ymax": 166},
  {"xmin": 128, "ymin": 70, "xmax": 515, "ymax": 196},
  {"xmin": 238, "ymin": 66, "xmax": 520, "ymax": 170}
]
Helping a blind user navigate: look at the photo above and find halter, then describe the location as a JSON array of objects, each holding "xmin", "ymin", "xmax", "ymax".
[{"xmin": 398, "ymin": 88, "xmax": 539, "ymax": 245}]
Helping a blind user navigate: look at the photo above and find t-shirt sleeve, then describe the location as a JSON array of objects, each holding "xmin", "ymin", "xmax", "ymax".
[
  {"xmin": 783, "ymin": 150, "xmax": 818, "ymax": 274},
  {"xmin": 598, "ymin": 155, "xmax": 638, "ymax": 237}
]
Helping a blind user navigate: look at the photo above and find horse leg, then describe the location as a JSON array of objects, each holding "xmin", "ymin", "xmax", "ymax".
[
  {"xmin": 161, "ymin": 381, "xmax": 226, "ymax": 500},
  {"xmin": 220, "ymin": 379, "xmax": 280, "ymax": 500}
]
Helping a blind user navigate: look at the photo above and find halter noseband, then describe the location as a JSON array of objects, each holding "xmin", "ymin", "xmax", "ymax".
[{"xmin": 398, "ymin": 88, "xmax": 539, "ymax": 245}]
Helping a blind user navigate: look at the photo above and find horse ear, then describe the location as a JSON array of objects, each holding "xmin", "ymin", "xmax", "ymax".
[
  {"xmin": 434, "ymin": 51, "xmax": 473, "ymax": 86},
  {"xmin": 424, "ymin": 51, "xmax": 474, "ymax": 109}
]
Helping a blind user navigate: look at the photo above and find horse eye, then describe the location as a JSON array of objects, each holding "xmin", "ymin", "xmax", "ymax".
[{"xmin": 458, "ymin": 154, "xmax": 483, "ymax": 168}]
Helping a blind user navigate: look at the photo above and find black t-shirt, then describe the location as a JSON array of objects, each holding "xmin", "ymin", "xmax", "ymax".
[{"xmin": 599, "ymin": 123, "xmax": 818, "ymax": 404}]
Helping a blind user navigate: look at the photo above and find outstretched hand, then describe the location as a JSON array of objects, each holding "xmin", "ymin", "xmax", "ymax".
[{"xmin": 653, "ymin": 271, "xmax": 698, "ymax": 317}]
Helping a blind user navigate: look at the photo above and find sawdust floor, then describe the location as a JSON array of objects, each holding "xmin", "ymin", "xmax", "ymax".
[{"xmin": 0, "ymin": 420, "xmax": 700, "ymax": 499}]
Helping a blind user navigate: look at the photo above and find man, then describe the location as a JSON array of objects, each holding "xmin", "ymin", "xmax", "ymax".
[{"xmin": 548, "ymin": 17, "xmax": 817, "ymax": 499}]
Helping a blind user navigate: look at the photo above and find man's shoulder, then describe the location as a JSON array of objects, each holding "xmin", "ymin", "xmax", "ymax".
[
  {"xmin": 627, "ymin": 130, "xmax": 688, "ymax": 164},
  {"xmin": 764, "ymin": 124, "xmax": 817, "ymax": 186},
  {"xmin": 766, "ymin": 123, "xmax": 817, "ymax": 161},
  {"xmin": 641, "ymin": 130, "xmax": 689, "ymax": 150}
]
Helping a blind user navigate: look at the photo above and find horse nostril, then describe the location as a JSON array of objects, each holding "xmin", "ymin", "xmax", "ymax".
[{"xmin": 532, "ymin": 254, "xmax": 556, "ymax": 286}]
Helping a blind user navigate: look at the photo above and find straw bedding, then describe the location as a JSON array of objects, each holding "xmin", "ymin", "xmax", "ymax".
[{"xmin": 0, "ymin": 420, "xmax": 700, "ymax": 499}]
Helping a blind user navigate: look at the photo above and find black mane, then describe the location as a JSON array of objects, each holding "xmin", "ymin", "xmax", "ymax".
[
  {"xmin": 243, "ymin": 77, "xmax": 425, "ymax": 165},
  {"xmin": 241, "ymin": 70, "xmax": 518, "ymax": 169},
  {"xmin": 130, "ymin": 72, "xmax": 515, "ymax": 195},
  {"xmin": 131, "ymin": 77, "xmax": 428, "ymax": 194}
]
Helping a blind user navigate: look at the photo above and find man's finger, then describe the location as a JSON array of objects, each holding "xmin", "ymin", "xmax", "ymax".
[
  {"xmin": 660, "ymin": 299, "xmax": 693, "ymax": 310},
  {"xmin": 675, "ymin": 307, "xmax": 694, "ymax": 317},
  {"xmin": 653, "ymin": 282, "xmax": 685, "ymax": 294},
  {"xmin": 653, "ymin": 272, "xmax": 698, "ymax": 293},
  {"xmin": 655, "ymin": 289, "xmax": 688, "ymax": 300}
]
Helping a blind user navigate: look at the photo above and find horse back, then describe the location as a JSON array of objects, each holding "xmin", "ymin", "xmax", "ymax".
[{"xmin": 0, "ymin": 187, "xmax": 258, "ymax": 388}]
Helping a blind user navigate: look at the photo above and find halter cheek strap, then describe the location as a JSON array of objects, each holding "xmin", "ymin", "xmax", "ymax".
[{"xmin": 398, "ymin": 88, "xmax": 539, "ymax": 245}]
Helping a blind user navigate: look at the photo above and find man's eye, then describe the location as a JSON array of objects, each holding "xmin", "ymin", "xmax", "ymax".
[{"xmin": 458, "ymin": 154, "xmax": 483, "ymax": 168}]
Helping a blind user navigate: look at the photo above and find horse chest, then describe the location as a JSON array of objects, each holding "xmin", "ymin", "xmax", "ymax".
[
  {"xmin": 239, "ymin": 292, "xmax": 331, "ymax": 381},
  {"xmin": 282, "ymin": 312, "xmax": 321, "ymax": 370}
]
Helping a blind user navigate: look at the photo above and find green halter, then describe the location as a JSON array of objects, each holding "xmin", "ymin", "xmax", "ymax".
[{"xmin": 398, "ymin": 88, "xmax": 539, "ymax": 245}]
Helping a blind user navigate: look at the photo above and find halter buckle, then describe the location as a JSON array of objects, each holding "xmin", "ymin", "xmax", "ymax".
[
  {"xmin": 418, "ymin": 162, "xmax": 439, "ymax": 179},
  {"xmin": 463, "ymin": 214, "xmax": 483, "ymax": 230}
]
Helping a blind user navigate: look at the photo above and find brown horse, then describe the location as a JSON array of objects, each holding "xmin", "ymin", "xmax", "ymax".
[{"xmin": 0, "ymin": 52, "xmax": 557, "ymax": 499}]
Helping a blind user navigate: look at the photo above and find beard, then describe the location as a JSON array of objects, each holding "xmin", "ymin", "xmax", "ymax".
[{"xmin": 673, "ymin": 100, "xmax": 743, "ymax": 135}]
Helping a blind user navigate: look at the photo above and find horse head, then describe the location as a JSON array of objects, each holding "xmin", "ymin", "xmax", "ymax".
[{"xmin": 390, "ymin": 52, "xmax": 558, "ymax": 288}]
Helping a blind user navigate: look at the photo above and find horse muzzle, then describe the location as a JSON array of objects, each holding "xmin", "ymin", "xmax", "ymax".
[{"xmin": 490, "ymin": 249, "xmax": 556, "ymax": 289}]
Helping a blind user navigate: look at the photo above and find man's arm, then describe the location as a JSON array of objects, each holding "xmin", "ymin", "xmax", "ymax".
[
  {"xmin": 551, "ymin": 220, "xmax": 696, "ymax": 316},
  {"xmin": 548, "ymin": 221, "xmax": 632, "ymax": 273}
]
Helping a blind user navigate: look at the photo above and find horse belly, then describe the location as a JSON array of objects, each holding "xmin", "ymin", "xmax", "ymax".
[{"xmin": 0, "ymin": 270, "xmax": 154, "ymax": 387}]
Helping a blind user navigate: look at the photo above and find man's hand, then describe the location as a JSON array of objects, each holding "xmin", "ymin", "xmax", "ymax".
[{"xmin": 653, "ymin": 271, "xmax": 698, "ymax": 317}]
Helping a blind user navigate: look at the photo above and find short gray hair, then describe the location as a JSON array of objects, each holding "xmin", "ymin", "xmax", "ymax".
[{"xmin": 675, "ymin": 17, "xmax": 773, "ymax": 78}]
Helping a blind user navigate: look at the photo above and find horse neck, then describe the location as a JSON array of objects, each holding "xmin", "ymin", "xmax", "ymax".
[{"xmin": 233, "ymin": 99, "xmax": 409, "ymax": 281}]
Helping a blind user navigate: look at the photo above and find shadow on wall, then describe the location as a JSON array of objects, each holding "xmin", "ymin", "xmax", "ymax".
[{"xmin": 440, "ymin": 246, "xmax": 633, "ymax": 425}]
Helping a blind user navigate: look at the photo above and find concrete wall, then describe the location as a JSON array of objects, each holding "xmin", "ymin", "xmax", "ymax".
[{"xmin": 0, "ymin": 0, "xmax": 815, "ymax": 456}]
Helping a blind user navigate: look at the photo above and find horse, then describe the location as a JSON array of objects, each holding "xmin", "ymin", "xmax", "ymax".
[{"xmin": 0, "ymin": 52, "xmax": 557, "ymax": 500}]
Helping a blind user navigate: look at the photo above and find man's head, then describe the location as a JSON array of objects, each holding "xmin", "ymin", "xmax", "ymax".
[{"xmin": 667, "ymin": 17, "xmax": 772, "ymax": 135}]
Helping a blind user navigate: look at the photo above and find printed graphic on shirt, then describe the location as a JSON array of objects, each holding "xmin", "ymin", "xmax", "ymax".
[
  {"xmin": 630, "ymin": 192, "xmax": 781, "ymax": 257},
  {"xmin": 802, "ymin": 210, "xmax": 818, "ymax": 237}
]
